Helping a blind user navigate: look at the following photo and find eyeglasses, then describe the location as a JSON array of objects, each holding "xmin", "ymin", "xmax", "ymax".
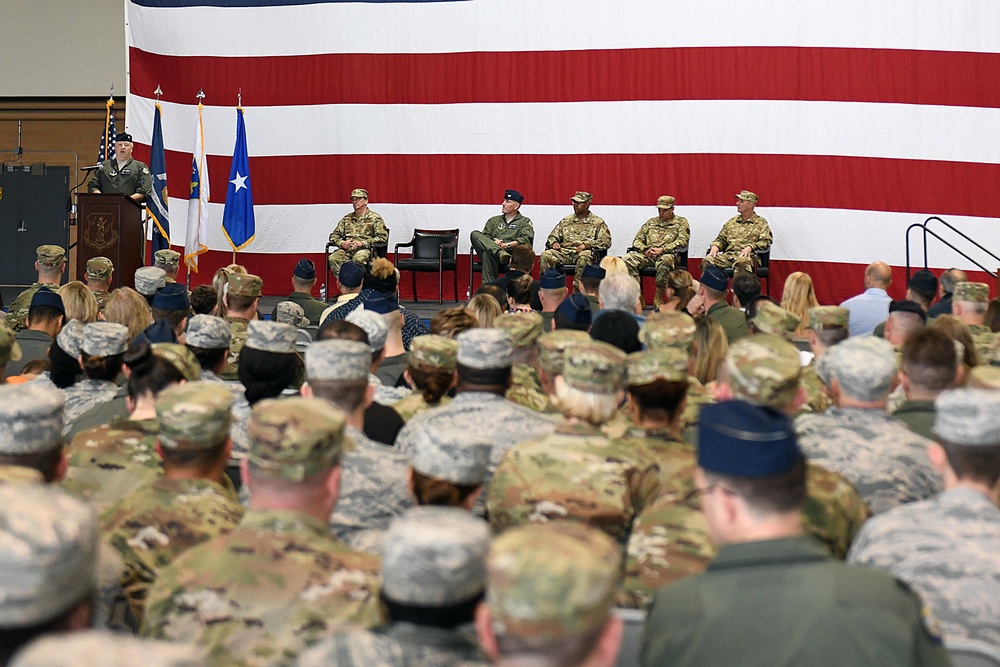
[{"xmin": 682, "ymin": 483, "xmax": 735, "ymax": 505}]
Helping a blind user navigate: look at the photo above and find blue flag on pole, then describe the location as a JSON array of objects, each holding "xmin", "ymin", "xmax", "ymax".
[
  {"xmin": 98, "ymin": 97, "xmax": 116, "ymax": 163},
  {"xmin": 148, "ymin": 103, "xmax": 170, "ymax": 253},
  {"xmin": 222, "ymin": 107, "xmax": 255, "ymax": 251}
]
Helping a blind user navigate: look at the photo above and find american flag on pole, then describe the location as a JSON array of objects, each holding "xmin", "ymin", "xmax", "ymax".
[
  {"xmin": 125, "ymin": 0, "xmax": 1000, "ymax": 301},
  {"xmin": 97, "ymin": 96, "xmax": 116, "ymax": 163}
]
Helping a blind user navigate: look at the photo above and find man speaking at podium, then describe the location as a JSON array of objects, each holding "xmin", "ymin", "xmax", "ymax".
[{"xmin": 87, "ymin": 132, "xmax": 152, "ymax": 203}]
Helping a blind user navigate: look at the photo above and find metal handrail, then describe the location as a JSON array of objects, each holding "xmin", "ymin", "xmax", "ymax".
[{"xmin": 905, "ymin": 216, "xmax": 999, "ymax": 282}]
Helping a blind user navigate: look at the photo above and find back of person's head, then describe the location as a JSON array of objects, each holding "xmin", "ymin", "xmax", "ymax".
[
  {"xmin": 725, "ymin": 334, "xmax": 802, "ymax": 409},
  {"xmin": 430, "ymin": 306, "xmax": 479, "ymax": 339},
  {"xmin": 456, "ymin": 329, "xmax": 514, "ymax": 389},
  {"xmin": 901, "ymin": 328, "xmax": 958, "ymax": 393},
  {"xmin": 124, "ymin": 342, "xmax": 187, "ymax": 403},
  {"xmin": 692, "ymin": 316, "xmax": 729, "ymax": 385},
  {"xmin": 665, "ymin": 269, "xmax": 696, "ymax": 310},
  {"xmin": 291, "ymin": 258, "xmax": 317, "ymax": 291},
  {"xmin": 806, "ymin": 306, "xmax": 850, "ymax": 350},
  {"xmin": 626, "ymin": 348, "xmax": 689, "ymax": 422},
  {"xmin": 554, "ymin": 293, "xmax": 592, "ymax": 331},
  {"xmin": 410, "ymin": 429, "xmax": 489, "ymax": 507},
  {"xmin": 940, "ymin": 268, "xmax": 968, "ymax": 296},
  {"xmin": 27, "ymin": 290, "xmax": 64, "ymax": 329},
  {"xmin": 864, "ymin": 261, "xmax": 892, "ymax": 288},
  {"xmin": 238, "ymin": 322, "xmax": 303, "ymax": 405},
  {"xmin": 599, "ymin": 255, "xmax": 628, "ymax": 275},
  {"xmin": 818, "ymin": 336, "xmax": 897, "ymax": 403},
  {"xmin": 506, "ymin": 273, "xmax": 534, "ymax": 306},
  {"xmin": 929, "ymin": 315, "xmax": 979, "ymax": 368},
  {"xmin": 0, "ymin": 383, "xmax": 65, "ymax": 482},
  {"xmin": 79, "ymin": 322, "xmax": 128, "ymax": 383},
  {"xmin": 779, "ymin": 272, "xmax": 818, "ymax": 331},
  {"xmin": 467, "ymin": 293, "xmax": 502, "ymax": 328},
  {"xmin": 317, "ymin": 319, "xmax": 368, "ymax": 344},
  {"xmin": 509, "ymin": 245, "xmax": 535, "ymax": 273},
  {"xmin": 57, "ymin": 282, "xmax": 99, "ymax": 324},
  {"xmin": 906, "ymin": 270, "xmax": 938, "ymax": 308},
  {"xmin": 304, "ymin": 339, "xmax": 371, "ymax": 413},
  {"xmin": 155, "ymin": 382, "xmax": 233, "ymax": 470},
  {"xmin": 886, "ymin": 303, "xmax": 926, "ymax": 345},
  {"xmin": 552, "ymin": 340, "xmax": 626, "ymax": 425},
  {"xmin": 103, "ymin": 288, "xmax": 152, "ymax": 344},
  {"xmin": 598, "ymin": 273, "xmax": 640, "ymax": 313},
  {"xmin": 732, "ymin": 272, "xmax": 762, "ymax": 309},
  {"xmin": 744, "ymin": 295, "xmax": 779, "ymax": 331},
  {"xmin": 473, "ymin": 285, "xmax": 507, "ymax": 314},
  {"xmin": 986, "ymin": 298, "xmax": 1000, "ymax": 333},
  {"xmin": 406, "ymin": 335, "xmax": 458, "ymax": 405},
  {"xmin": 589, "ymin": 310, "xmax": 641, "ymax": 354},
  {"xmin": 362, "ymin": 257, "xmax": 399, "ymax": 293},
  {"xmin": 48, "ymin": 322, "xmax": 84, "ymax": 389},
  {"xmin": 933, "ymin": 388, "xmax": 1000, "ymax": 487},
  {"xmin": 189, "ymin": 284, "xmax": 217, "ymax": 315}
]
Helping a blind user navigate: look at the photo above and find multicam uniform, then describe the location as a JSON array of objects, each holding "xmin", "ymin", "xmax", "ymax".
[
  {"xmin": 7, "ymin": 282, "xmax": 59, "ymax": 332},
  {"xmin": 702, "ymin": 213, "xmax": 772, "ymax": 276},
  {"xmin": 327, "ymin": 210, "xmax": 389, "ymax": 276},
  {"xmin": 539, "ymin": 214, "xmax": 612, "ymax": 281},
  {"xmin": 623, "ymin": 214, "xmax": 690, "ymax": 301},
  {"xmin": 504, "ymin": 363, "xmax": 552, "ymax": 414}
]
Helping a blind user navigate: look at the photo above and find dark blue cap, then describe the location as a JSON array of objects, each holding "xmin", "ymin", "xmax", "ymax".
[
  {"xmin": 114, "ymin": 132, "xmax": 133, "ymax": 143},
  {"xmin": 582, "ymin": 264, "xmax": 606, "ymax": 280},
  {"xmin": 152, "ymin": 283, "xmax": 190, "ymax": 311},
  {"xmin": 889, "ymin": 299, "xmax": 927, "ymax": 322},
  {"xmin": 364, "ymin": 294, "xmax": 399, "ymax": 314},
  {"xmin": 701, "ymin": 264, "xmax": 729, "ymax": 292},
  {"xmin": 137, "ymin": 319, "xmax": 178, "ymax": 345},
  {"xmin": 556, "ymin": 293, "xmax": 592, "ymax": 325},
  {"xmin": 697, "ymin": 400, "xmax": 802, "ymax": 477},
  {"xmin": 504, "ymin": 190, "xmax": 524, "ymax": 204},
  {"xmin": 540, "ymin": 268, "xmax": 566, "ymax": 289},
  {"xmin": 338, "ymin": 262, "xmax": 364, "ymax": 288},
  {"xmin": 30, "ymin": 288, "xmax": 64, "ymax": 314},
  {"xmin": 294, "ymin": 258, "xmax": 316, "ymax": 280}
]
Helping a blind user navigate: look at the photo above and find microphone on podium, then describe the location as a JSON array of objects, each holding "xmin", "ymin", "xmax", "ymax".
[{"xmin": 81, "ymin": 165, "xmax": 101, "ymax": 171}]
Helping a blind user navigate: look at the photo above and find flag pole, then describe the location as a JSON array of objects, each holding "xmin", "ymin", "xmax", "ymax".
[{"xmin": 232, "ymin": 88, "xmax": 242, "ymax": 266}]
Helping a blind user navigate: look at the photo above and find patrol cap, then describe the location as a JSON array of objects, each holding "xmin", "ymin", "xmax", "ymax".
[
  {"xmin": 29, "ymin": 288, "xmax": 64, "ymax": 314},
  {"xmin": 889, "ymin": 299, "xmax": 927, "ymax": 323},
  {"xmin": 627, "ymin": 348, "xmax": 688, "ymax": 386},
  {"xmin": 275, "ymin": 301, "xmax": 309, "ymax": 328},
  {"xmin": 80, "ymin": 321, "xmax": 129, "ymax": 357},
  {"xmin": 562, "ymin": 339, "xmax": 626, "ymax": 394},
  {"xmin": 456, "ymin": 328, "xmax": 513, "ymax": 370},
  {"xmin": 153, "ymin": 249, "xmax": 180, "ymax": 269},
  {"xmin": 135, "ymin": 267, "xmax": 167, "ymax": 296},
  {"xmin": 726, "ymin": 334, "xmax": 801, "ymax": 407},
  {"xmin": 0, "ymin": 483, "xmax": 97, "ymax": 626},
  {"xmin": 806, "ymin": 306, "xmax": 849, "ymax": 331},
  {"xmin": 184, "ymin": 314, "xmax": 231, "ymax": 349},
  {"xmin": 156, "ymin": 382, "xmax": 232, "ymax": 450},
  {"xmin": 338, "ymin": 262, "xmax": 364, "ymax": 288},
  {"xmin": 293, "ymin": 258, "xmax": 316, "ymax": 280},
  {"xmin": 504, "ymin": 189, "xmax": 524, "ymax": 204},
  {"xmin": 581, "ymin": 264, "xmax": 606, "ymax": 280},
  {"xmin": 908, "ymin": 269, "xmax": 938, "ymax": 295},
  {"xmin": 113, "ymin": 132, "xmax": 133, "ymax": 143},
  {"xmin": 538, "ymin": 330, "xmax": 590, "ymax": 374},
  {"xmin": 640, "ymin": 311, "xmax": 697, "ymax": 351},
  {"xmin": 350, "ymin": 188, "xmax": 368, "ymax": 199},
  {"xmin": 85, "ymin": 256, "xmax": 113, "ymax": 280},
  {"xmin": 381, "ymin": 507, "xmax": 490, "ymax": 607},
  {"xmin": 152, "ymin": 343, "xmax": 201, "ymax": 381},
  {"xmin": 0, "ymin": 383, "xmax": 64, "ymax": 455},
  {"xmin": 555, "ymin": 293, "xmax": 592, "ymax": 326},
  {"xmin": 967, "ymin": 365, "xmax": 1000, "ymax": 391},
  {"xmin": 152, "ymin": 283, "xmax": 191, "ymax": 312},
  {"xmin": 346, "ymin": 309, "xmax": 388, "ymax": 351},
  {"xmin": 539, "ymin": 268, "xmax": 566, "ymax": 289},
  {"xmin": 227, "ymin": 272, "xmax": 263, "ymax": 298},
  {"xmin": 700, "ymin": 264, "xmax": 729, "ymax": 293},
  {"xmin": 306, "ymin": 339, "xmax": 371, "ymax": 382},
  {"xmin": 36, "ymin": 245, "xmax": 66, "ymax": 267},
  {"xmin": 0, "ymin": 320, "xmax": 21, "ymax": 368},
  {"xmin": 247, "ymin": 397, "xmax": 348, "ymax": 482},
  {"xmin": 751, "ymin": 301, "xmax": 800, "ymax": 340},
  {"xmin": 8, "ymin": 630, "xmax": 204, "ymax": 667},
  {"xmin": 698, "ymin": 400, "xmax": 801, "ymax": 477},
  {"xmin": 408, "ymin": 335, "xmax": 458, "ymax": 371},
  {"xmin": 61, "ymin": 320, "xmax": 89, "ymax": 358},
  {"xmin": 496, "ymin": 311, "xmax": 544, "ymax": 348},
  {"xmin": 820, "ymin": 335, "xmax": 897, "ymax": 402},
  {"xmin": 245, "ymin": 320, "xmax": 297, "ymax": 354},
  {"xmin": 570, "ymin": 191, "xmax": 593, "ymax": 204},
  {"xmin": 735, "ymin": 190, "xmax": 759, "ymax": 202},
  {"xmin": 934, "ymin": 388, "xmax": 1000, "ymax": 446},
  {"xmin": 363, "ymin": 294, "xmax": 400, "ymax": 315},
  {"xmin": 953, "ymin": 281, "xmax": 990, "ymax": 303},
  {"xmin": 657, "ymin": 195, "xmax": 675, "ymax": 209},
  {"xmin": 411, "ymin": 430, "xmax": 490, "ymax": 486},
  {"xmin": 486, "ymin": 522, "xmax": 621, "ymax": 640}
]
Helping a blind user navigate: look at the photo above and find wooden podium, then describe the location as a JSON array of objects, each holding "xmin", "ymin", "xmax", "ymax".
[{"xmin": 75, "ymin": 194, "xmax": 145, "ymax": 291}]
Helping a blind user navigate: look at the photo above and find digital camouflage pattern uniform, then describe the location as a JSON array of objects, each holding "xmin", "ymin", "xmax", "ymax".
[
  {"xmin": 470, "ymin": 207, "xmax": 534, "ymax": 284},
  {"xmin": 623, "ymin": 196, "xmax": 690, "ymax": 307},
  {"xmin": 539, "ymin": 192, "xmax": 612, "ymax": 282},
  {"xmin": 86, "ymin": 256, "xmax": 114, "ymax": 311},
  {"xmin": 143, "ymin": 398, "xmax": 383, "ymax": 666},
  {"xmin": 392, "ymin": 391, "xmax": 450, "ymax": 421},
  {"xmin": 62, "ymin": 322, "xmax": 129, "ymax": 434},
  {"xmin": 701, "ymin": 191, "xmax": 772, "ymax": 276},
  {"xmin": 8, "ymin": 244, "xmax": 65, "ymax": 332},
  {"xmin": 327, "ymin": 197, "xmax": 389, "ymax": 277}
]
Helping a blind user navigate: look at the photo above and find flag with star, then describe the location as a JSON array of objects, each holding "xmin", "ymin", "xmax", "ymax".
[
  {"xmin": 97, "ymin": 96, "xmax": 116, "ymax": 163},
  {"xmin": 221, "ymin": 106, "xmax": 255, "ymax": 251},
  {"xmin": 184, "ymin": 101, "xmax": 209, "ymax": 272},
  {"xmin": 148, "ymin": 102, "xmax": 170, "ymax": 253}
]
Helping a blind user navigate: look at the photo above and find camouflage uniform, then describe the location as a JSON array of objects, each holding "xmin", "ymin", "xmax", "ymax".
[
  {"xmin": 505, "ymin": 363, "xmax": 551, "ymax": 413},
  {"xmin": 623, "ymin": 197, "xmax": 690, "ymax": 306},
  {"xmin": 496, "ymin": 312, "xmax": 550, "ymax": 413},
  {"xmin": 201, "ymin": 369, "xmax": 252, "ymax": 459},
  {"xmin": 86, "ymin": 256, "xmax": 114, "ymax": 311},
  {"xmin": 135, "ymin": 266, "xmax": 167, "ymax": 299},
  {"xmin": 701, "ymin": 192, "xmax": 772, "ymax": 276},
  {"xmin": 153, "ymin": 249, "xmax": 181, "ymax": 283},
  {"xmin": 390, "ymin": 336, "xmax": 457, "ymax": 422},
  {"xmin": 8, "ymin": 245, "xmax": 65, "ymax": 332},
  {"xmin": 8, "ymin": 630, "xmax": 205, "ymax": 667},
  {"xmin": 222, "ymin": 273, "xmax": 262, "ymax": 380},
  {"xmin": 392, "ymin": 392, "xmax": 451, "ymax": 421},
  {"xmin": 799, "ymin": 359, "xmax": 832, "ymax": 415},
  {"xmin": 539, "ymin": 192, "xmax": 612, "ymax": 282},
  {"xmin": 62, "ymin": 379, "xmax": 119, "ymax": 435},
  {"xmin": 296, "ymin": 631, "xmax": 407, "ymax": 667},
  {"xmin": 328, "ymin": 208, "xmax": 389, "ymax": 277},
  {"xmin": 953, "ymin": 282, "xmax": 998, "ymax": 360}
]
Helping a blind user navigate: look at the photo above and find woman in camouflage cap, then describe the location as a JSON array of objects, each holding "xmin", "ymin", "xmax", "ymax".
[
  {"xmin": 393, "ymin": 335, "xmax": 458, "ymax": 422},
  {"xmin": 238, "ymin": 321, "xmax": 304, "ymax": 404}
]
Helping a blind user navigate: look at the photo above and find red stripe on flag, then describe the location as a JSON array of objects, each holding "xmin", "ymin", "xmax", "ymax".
[
  {"xmin": 129, "ymin": 46, "xmax": 1000, "ymax": 108},
  {"xmin": 142, "ymin": 148, "xmax": 1000, "ymax": 218}
]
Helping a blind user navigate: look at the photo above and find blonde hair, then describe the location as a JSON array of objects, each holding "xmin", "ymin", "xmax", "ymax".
[
  {"xmin": 552, "ymin": 376, "xmax": 622, "ymax": 425},
  {"xmin": 103, "ymin": 287, "xmax": 153, "ymax": 343},
  {"xmin": 780, "ymin": 272, "xmax": 820, "ymax": 338},
  {"xmin": 467, "ymin": 293, "xmax": 502, "ymax": 328},
  {"xmin": 663, "ymin": 269, "xmax": 696, "ymax": 312},
  {"xmin": 692, "ymin": 317, "xmax": 729, "ymax": 385},
  {"xmin": 599, "ymin": 256, "xmax": 629, "ymax": 276},
  {"xmin": 58, "ymin": 281, "xmax": 99, "ymax": 323}
]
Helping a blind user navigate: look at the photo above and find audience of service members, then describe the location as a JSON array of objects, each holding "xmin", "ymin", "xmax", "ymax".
[{"xmin": 0, "ymin": 184, "xmax": 998, "ymax": 666}]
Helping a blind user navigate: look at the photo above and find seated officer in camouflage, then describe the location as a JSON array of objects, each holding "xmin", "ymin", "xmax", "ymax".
[
  {"xmin": 850, "ymin": 387, "xmax": 1000, "ymax": 648},
  {"xmin": 470, "ymin": 189, "xmax": 534, "ymax": 284},
  {"xmin": 101, "ymin": 382, "xmax": 244, "ymax": 626},
  {"xmin": 540, "ymin": 191, "xmax": 612, "ymax": 282},
  {"xmin": 87, "ymin": 131, "xmax": 153, "ymax": 203},
  {"xmin": 624, "ymin": 195, "xmax": 691, "ymax": 308},
  {"xmin": 488, "ymin": 339, "xmax": 661, "ymax": 545},
  {"xmin": 270, "ymin": 258, "xmax": 327, "ymax": 326},
  {"xmin": 300, "ymin": 507, "xmax": 491, "ymax": 667},
  {"xmin": 8, "ymin": 244, "xmax": 66, "ymax": 332},
  {"xmin": 951, "ymin": 280, "xmax": 998, "ymax": 360},
  {"xmin": 495, "ymin": 311, "xmax": 548, "ymax": 413},
  {"xmin": 84, "ymin": 256, "xmax": 114, "ymax": 311},
  {"xmin": 220, "ymin": 272, "xmax": 262, "ymax": 379},
  {"xmin": 476, "ymin": 522, "xmax": 624, "ymax": 667},
  {"xmin": 153, "ymin": 249, "xmax": 181, "ymax": 284},
  {"xmin": 392, "ymin": 334, "xmax": 458, "ymax": 421},
  {"xmin": 143, "ymin": 397, "xmax": 383, "ymax": 663},
  {"xmin": 641, "ymin": 400, "xmax": 949, "ymax": 667},
  {"xmin": 328, "ymin": 188, "xmax": 388, "ymax": 277},
  {"xmin": 701, "ymin": 189, "xmax": 772, "ymax": 277}
]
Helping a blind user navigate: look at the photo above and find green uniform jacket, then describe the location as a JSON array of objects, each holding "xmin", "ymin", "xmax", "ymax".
[
  {"xmin": 706, "ymin": 300, "xmax": 748, "ymax": 344},
  {"xmin": 892, "ymin": 399, "xmax": 936, "ymax": 442},
  {"xmin": 329, "ymin": 209, "xmax": 389, "ymax": 249},
  {"xmin": 87, "ymin": 158, "xmax": 154, "ymax": 200},
  {"xmin": 546, "ymin": 213, "xmax": 612, "ymax": 250},
  {"xmin": 641, "ymin": 535, "xmax": 949, "ymax": 667},
  {"xmin": 270, "ymin": 291, "xmax": 328, "ymax": 326},
  {"xmin": 631, "ymin": 215, "xmax": 690, "ymax": 253},
  {"xmin": 711, "ymin": 213, "xmax": 772, "ymax": 253},
  {"xmin": 481, "ymin": 211, "xmax": 534, "ymax": 247}
]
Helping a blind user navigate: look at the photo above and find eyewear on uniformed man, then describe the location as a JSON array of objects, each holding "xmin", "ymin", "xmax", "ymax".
[{"xmin": 683, "ymin": 482, "xmax": 736, "ymax": 506}]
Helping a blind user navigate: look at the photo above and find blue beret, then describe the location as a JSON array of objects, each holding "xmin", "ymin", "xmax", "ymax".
[
  {"xmin": 364, "ymin": 294, "xmax": 399, "ymax": 314},
  {"xmin": 504, "ymin": 189, "xmax": 524, "ymax": 204},
  {"xmin": 697, "ymin": 400, "xmax": 802, "ymax": 477},
  {"xmin": 114, "ymin": 132, "xmax": 133, "ymax": 143},
  {"xmin": 152, "ymin": 283, "xmax": 190, "ymax": 311},
  {"xmin": 582, "ymin": 264, "xmax": 606, "ymax": 280},
  {"xmin": 294, "ymin": 258, "xmax": 316, "ymax": 280},
  {"xmin": 338, "ymin": 262, "xmax": 364, "ymax": 288},
  {"xmin": 540, "ymin": 268, "xmax": 566, "ymax": 289},
  {"xmin": 30, "ymin": 288, "xmax": 64, "ymax": 313},
  {"xmin": 556, "ymin": 293, "xmax": 592, "ymax": 325},
  {"xmin": 701, "ymin": 264, "xmax": 729, "ymax": 292}
]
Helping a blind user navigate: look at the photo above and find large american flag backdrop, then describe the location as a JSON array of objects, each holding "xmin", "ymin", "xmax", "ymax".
[{"xmin": 125, "ymin": 0, "xmax": 1000, "ymax": 302}]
